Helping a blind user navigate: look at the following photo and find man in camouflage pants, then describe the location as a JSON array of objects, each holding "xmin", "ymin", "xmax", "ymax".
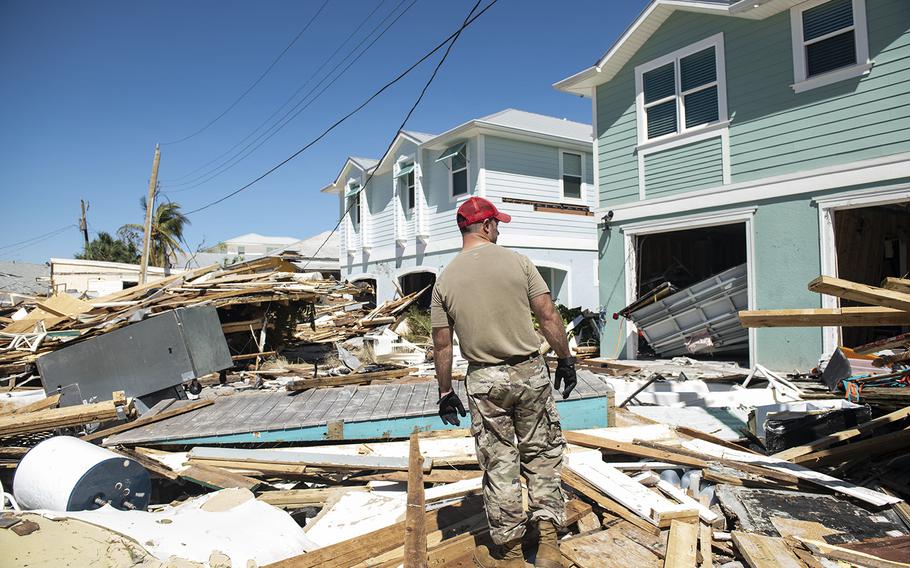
[{"xmin": 431, "ymin": 197, "xmax": 577, "ymax": 568}]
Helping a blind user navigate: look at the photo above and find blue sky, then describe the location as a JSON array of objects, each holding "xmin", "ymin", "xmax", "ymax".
[{"xmin": 0, "ymin": 0, "xmax": 648, "ymax": 263}]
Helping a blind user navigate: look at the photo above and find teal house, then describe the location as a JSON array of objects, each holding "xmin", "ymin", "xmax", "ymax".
[{"xmin": 556, "ymin": 0, "xmax": 910, "ymax": 370}]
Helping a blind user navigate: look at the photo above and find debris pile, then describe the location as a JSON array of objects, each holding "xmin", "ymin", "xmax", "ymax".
[{"xmin": 0, "ymin": 271, "xmax": 909, "ymax": 567}]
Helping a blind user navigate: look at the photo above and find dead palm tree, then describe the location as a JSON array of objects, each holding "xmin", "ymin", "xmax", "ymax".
[{"xmin": 121, "ymin": 197, "xmax": 190, "ymax": 268}]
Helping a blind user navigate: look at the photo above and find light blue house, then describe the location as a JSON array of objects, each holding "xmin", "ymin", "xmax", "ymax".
[
  {"xmin": 322, "ymin": 109, "xmax": 599, "ymax": 310},
  {"xmin": 556, "ymin": 0, "xmax": 910, "ymax": 369}
]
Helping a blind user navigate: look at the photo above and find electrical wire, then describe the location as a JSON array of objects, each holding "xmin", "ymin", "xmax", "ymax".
[
  {"xmin": 161, "ymin": 0, "xmax": 330, "ymax": 146},
  {"xmin": 161, "ymin": 0, "xmax": 392, "ymax": 185},
  {"xmin": 299, "ymin": 0, "xmax": 489, "ymax": 273},
  {"xmin": 183, "ymin": 0, "xmax": 496, "ymax": 217},
  {"xmin": 163, "ymin": 0, "xmax": 417, "ymax": 192},
  {"xmin": 0, "ymin": 225, "xmax": 77, "ymax": 253}
]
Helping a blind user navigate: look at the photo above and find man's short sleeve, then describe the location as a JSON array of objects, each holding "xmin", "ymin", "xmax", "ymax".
[
  {"xmin": 522, "ymin": 255, "xmax": 551, "ymax": 300},
  {"xmin": 430, "ymin": 282, "xmax": 453, "ymax": 329}
]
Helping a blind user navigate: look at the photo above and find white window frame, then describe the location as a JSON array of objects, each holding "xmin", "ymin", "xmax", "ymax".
[
  {"xmin": 790, "ymin": 0, "xmax": 871, "ymax": 94},
  {"xmin": 558, "ymin": 149, "xmax": 586, "ymax": 203},
  {"xmin": 634, "ymin": 33, "xmax": 728, "ymax": 151},
  {"xmin": 394, "ymin": 156, "xmax": 416, "ymax": 245},
  {"xmin": 347, "ymin": 181, "xmax": 361, "ymax": 232},
  {"xmin": 448, "ymin": 144, "xmax": 469, "ymax": 201}
]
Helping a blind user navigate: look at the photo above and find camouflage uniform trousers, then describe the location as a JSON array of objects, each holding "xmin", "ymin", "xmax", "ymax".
[{"xmin": 465, "ymin": 355, "xmax": 566, "ymax": 545}]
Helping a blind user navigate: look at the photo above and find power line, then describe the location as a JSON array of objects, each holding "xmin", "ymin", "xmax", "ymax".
[
  {"xmin": 161, "ymin": 0, "xmax": 392, "ymax": 185},
  {"xmin": 183, "ymin": 0, "xmax": 496, "ymax": 217},
  {"xmin": 161, "ymin": 0, "xmax": 330, "ymax": 146},
  {"xmin": 300, "ymin": 0, "xmax": 488, "ymax": 273},
  {"xmin": 0, "ymin": 225, "xmax": 77, "ymax": 254},
  {"xmin": 163, "ymin": 0, "xmax": 416, "ymax": 192}
]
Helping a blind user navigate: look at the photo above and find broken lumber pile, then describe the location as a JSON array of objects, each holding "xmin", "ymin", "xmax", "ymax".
[{"xmin": 0, "ymin": 256, "xmax": 360, "ymax": 377}]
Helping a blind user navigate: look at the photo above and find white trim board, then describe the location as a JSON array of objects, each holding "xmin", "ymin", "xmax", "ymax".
[
  {"xmin": 599, "ymin": 153, "xmax": 910, "ymax": 223},
  {"xmin": 621, "ymin": 208, "xmax": 757, "ymax": 365}
]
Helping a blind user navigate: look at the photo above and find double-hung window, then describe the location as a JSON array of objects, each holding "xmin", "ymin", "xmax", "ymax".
[
  {"xmin": 436, "ymin": 142, "xmax": 468, "ymax": 198},
  {"xmin": 347, "ymin": 183, "xmax": 361, "ymax": 229},
  {"xmin": 395, "ymin": 162, "xmax": 416, "ymax": 212},
  {"xmin": 635, "ymin": 34, "xmax": 727, "ymax": 145},
  {"xmin": 790, "ymin": 0, "xmax": 870, "ymax": 92},
  {"xmin": 561, "ymin": 151, "xmax": 582, "ymax": 199}
]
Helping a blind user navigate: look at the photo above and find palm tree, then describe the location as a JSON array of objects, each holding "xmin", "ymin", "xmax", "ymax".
[
  {"xmin": 76, "ymin": 231, "xmax": 140, "ymax": 263},
  {"xmin": 121, "ymin": 197, "xmax": 190, "ymax": 268}
]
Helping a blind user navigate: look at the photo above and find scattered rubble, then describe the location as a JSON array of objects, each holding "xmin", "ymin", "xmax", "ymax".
[{"xmin": 1, "ymin": 270, "xmax": 909, "ymax": 567}]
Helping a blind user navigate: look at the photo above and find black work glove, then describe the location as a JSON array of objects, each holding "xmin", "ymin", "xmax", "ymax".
[
  {"xmin": 555, "ymin": 357, "xmax": 577, "ymax": 399},
  {"xmin": 438, "ymin": 391, "xmax": 467, "ymax": 426}
]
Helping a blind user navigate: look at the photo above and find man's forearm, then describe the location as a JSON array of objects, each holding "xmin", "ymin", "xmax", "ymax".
[
  {"xmin": 540, "ymin": 313, "xmax": 571, "ymax": 359},
  {"xmin": 434, "ymin": 344, "xmax": 454, "ymax": 394}
]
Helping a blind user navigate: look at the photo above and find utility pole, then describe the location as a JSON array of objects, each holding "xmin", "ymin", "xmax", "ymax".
[
  {"xmin": 79, "ymin": 200, "xmax": 90, "ymax": 257},
  {"xmin": 138, "ymin": 144, "xmax": 160, "ymax": 285}
]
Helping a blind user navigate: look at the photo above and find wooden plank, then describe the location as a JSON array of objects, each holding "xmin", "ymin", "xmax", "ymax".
[
  {"xmin": 682, "ymin": 438, "xmax": 901, "ymax": 507},
  {"xmin": 773, "ymin": 405, "xmax": 910, "ymax": 461},
  {"xmin": 404, "ymin": 432, "xmax": 428, "ymax": 568},
  {"xmin": 738, "ymin": 306, "xmax": 910, "ymax": 327},
  {"xmin": 699, "ymin": 523, "xmax": 712, "ymax": 568},
  {"xmin": 655, "ymin": 480, "xmax": 719, "ymax": 525},
  {"xmin": 562, "ymin": 524, "xmax": 661, "ymax": 568},
  {"xmin": 664, "ymin": 520, "xmax": 698, "ymax": 568},
  {"xmin": 809, "ymin": 275, "xmax": 910, "ymax": 312},
  {"xmin": 179, "ymin": 464, "xmax": 260, "ymax": 491},
  {"xmin": 855, "ymin": 332, "xmax": 910, "ymax": 355},
  {"xmin": 112, "ymin": 447, "xmax": 180, "ymax": 481},
  {"xmin": 792, "ymin": 427, "xmax": 910, "ymax": 467},
  {"xmin": 351, "ymin": 470, "xmax": 481, "ymax": 484},
  {"xmin": 564, "ymin": 431, "xmax": 707, "ymax": 468},
  {"xmin": 732, "ymin": 531, "xmax": 805, "ymax": 568},
  {"xmin": 9, "ymin": 393, "xmax": 61, "ymax": 415},
  {"xmin": 88, "ymin": 399, "xmax": 213, "ymax": 443},
  {"xmin": 883, "ymin": 277, "xmax": 910, "ymax": 294},
  {"xmin": 188, "ymin": 447, "xmax": 432, "ymax": 472},
  {"xmin": 799, "ymin": 537, "xmax": 910, "ymax": 568},
  {"xmin": 257, "ymin": 486, "xmax": 369, "ymax": 509},
  {"xmin": 262, "ymin": 499, "xmax": 480, "ymax": 568},
  {"xmin": 0, "ymin": 400, "xmax": 121, "ymax": 437},
  {"xmin": 563, "ymin": 469, "xmax": 660, "ymax": 535}
]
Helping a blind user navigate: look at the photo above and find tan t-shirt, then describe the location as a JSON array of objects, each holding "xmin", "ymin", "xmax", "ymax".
[{"xmin": 430, "ymin": 243, "xmax": 550, "ymax": 364}]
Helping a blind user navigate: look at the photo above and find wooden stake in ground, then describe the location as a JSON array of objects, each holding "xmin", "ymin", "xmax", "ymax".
[{"xmin": 404, "ymin": 431, "xmax": 428, "ymax": 568}]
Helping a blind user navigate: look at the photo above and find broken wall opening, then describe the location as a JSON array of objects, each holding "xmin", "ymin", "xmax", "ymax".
[
  {"xmin": 633, "ymin": 223, "xmax": 749, "ymax": 361},
  {"xmin": 835, "ymin": 202, "xmax": 910, "ymax": 348},
  {"xmin": 351, "ymin": 278, "xmax": 377, "ymax": 309},
  {"xmin": 399, "ymin": 271, "xmax": 435, "ymax": 310}
]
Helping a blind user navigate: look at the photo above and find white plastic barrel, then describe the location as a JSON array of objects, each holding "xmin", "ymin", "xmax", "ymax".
[{"xmin": 13, "ymin": 436, "xmax": 150, "ymax": 511}]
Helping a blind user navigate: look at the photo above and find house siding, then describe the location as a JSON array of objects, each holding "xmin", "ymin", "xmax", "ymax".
[
  {"xmin": 595, "ymin": 0, "xmax": 910, "ymax": 207},
  {"xmin": 643, "ymin": 136, "xmax": 724, "ymax": 198},
  {"xmin": 367, "ymin": 171, "xmax": 394, "ymax": 247}
]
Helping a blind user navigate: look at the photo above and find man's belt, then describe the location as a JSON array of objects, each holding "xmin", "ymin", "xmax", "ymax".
[{"xmin": 468, "ymin": 352, "xmax": 540, "ymax": 368}]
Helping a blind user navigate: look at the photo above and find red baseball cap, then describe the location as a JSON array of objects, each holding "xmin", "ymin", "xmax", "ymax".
[{"xmin": 456, "ymin": 197, "xmax": 511, "ymax": 230}]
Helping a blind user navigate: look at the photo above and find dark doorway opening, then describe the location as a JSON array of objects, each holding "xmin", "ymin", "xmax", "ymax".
[
  {"xmin": 399, "ymin": 271, "xmax": 436, "ymax": 309},
  {"xmin": 835, "ymin": 202, "xmax": 910, "ymax": 348},
  {"xmin": 633, "ymin": 223, "xmax": 749, "ymax": 362}
]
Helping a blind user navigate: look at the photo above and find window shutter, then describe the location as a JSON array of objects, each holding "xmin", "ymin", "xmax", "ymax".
[
  {"xmin": 684, "ymin": 86, "xmax": 719, "ymax": 128},
  {"xmin": 647, "ymin": 100, "xmax": 677, "ymax": 139},
  {"xmin": 643, "ymin": 63, "xmax": 675, "ymax": 103},
  {"xmin": 803, "ymin": 0, "xmax": 853, "ymax": 41},
  {"xmin": 806, "ymin": 30, "xmax": 857, "ymax": 76},
  {"xmin": 680, "ymin": 47, "xmax": 716, "ymax": 91}
]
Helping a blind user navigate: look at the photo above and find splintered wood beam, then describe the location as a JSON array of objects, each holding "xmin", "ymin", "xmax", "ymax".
[
  {"xmin": 563, "ymin": 431, "xmax": 707, "ymax": 468},
  {"xmin": 809, "ymin": 275, "xmax": 910, "ymax": 312},
  {"xmin": 286, "ymin": 367, "xmax": 417, "ymax": 391},
  {"xmin": 738, "ymin": 306, "xmax": 910, "ymax": 327},
  {"xmin": 404, "ymin": 432, "xmax": 428, "ymax": 568},
  {"xmin": 883, "ymin": 277, "xmax": 910, "ymax": 294},
  {"xmin": 0, "ymin": 400, "xmax": 122, "ymax": 437}
]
